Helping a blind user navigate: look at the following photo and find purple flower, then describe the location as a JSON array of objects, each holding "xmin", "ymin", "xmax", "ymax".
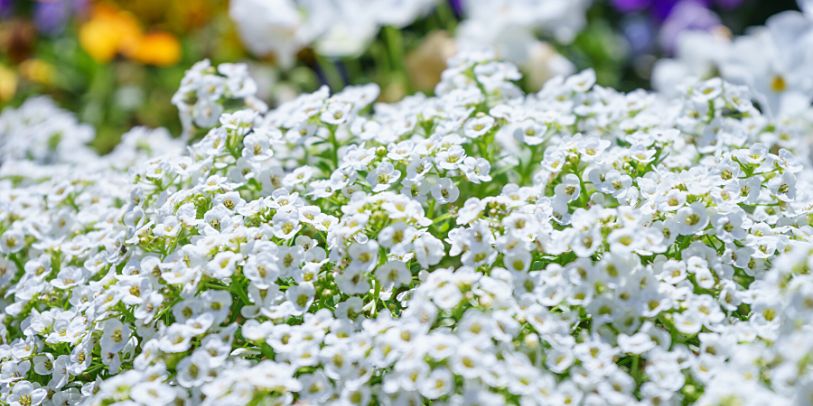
[
  {"xmin": 612, "ymin": 0, "xmax": 652, "ymax": 12},
  {"xmin": 0, "ymin": 0, "xmax": 12, "ymax": 19},
  {"xmin": 449, "ymin": 0, "xmax": 464, "ymax": 18},
  {"xmin": 651, "ymin": 0, "xmax": 683, "ymax": 21},
  {"xmin": 714, "ymin": 0, "xmax": 744, "ymax": 9},
  {"xmin": 613, "ymin": 0, "xmax": 742, "ymax": 20},
  {"xmin": 659, "ymin": 1, "xmax": 721, "ymax": 52},
  {"xmin": 612, "ymin": 0, "xmax": 742, "ymax": 54},
  {"xmin": 622, "ymin": 15, "xmax": 658, "ymax": 55},
  {"xmin": 33, "ymin": 0, "xmax": 87, "ymax": 35}
]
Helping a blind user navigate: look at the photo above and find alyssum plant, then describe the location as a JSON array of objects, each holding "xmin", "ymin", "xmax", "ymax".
[{"xmin": 1, "ymin": 52, "xmax": 813, "ymax": 405}]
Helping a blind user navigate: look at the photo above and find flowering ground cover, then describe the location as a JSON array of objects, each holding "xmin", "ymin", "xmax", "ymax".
[
  {"xmin": 2, "ymin": 1, "xmax": 813, "ymax": 406},
  {"xmin": 2, "ymin": 50, "xmax": 813, "ymax": 405}
]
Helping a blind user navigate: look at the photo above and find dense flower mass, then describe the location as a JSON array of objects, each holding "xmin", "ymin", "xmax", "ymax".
[
  {"xmin": 2, "ymin": 53, "xmax": 813, "ymax": 406},
  {"xmin": 171, "ymin": 60, "xmax": 267, "ymax": 140}
]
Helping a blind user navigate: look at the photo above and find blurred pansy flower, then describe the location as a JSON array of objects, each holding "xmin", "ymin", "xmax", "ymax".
[
  {"xmin": 34, "ymin": 0, "xmax": 88, "ymax": 35},
  {"xmin": 109, "ymin": 0, "xmax": 218, "ymax": 32},
  {"xmin": 614, "ymin": 0, "xmax": 742, "ymax": 55},
  {"xmin": 18, "ymin": 59, "xmax": 56, "ymax": 86},
  {"xmin": 0, "ymin": 0, "xmax": 14, "ymax": 19},
  {"xmin": 612, "ymin": 0, "xmax": 741, "ymax": 20},
  {"xmin": 619, "ymin": 14, "xmax": 657, "ymax": 55},
  {"xmin": 78, "ymin": 4, "xmax": 142, "ymax": 62},
  {"xmin": 78, "ymin": 3, "xmax": 181, "ymax": 66},
  {"xmin": 658, "ymin": 0, "xmax": 721, "ymax": 52},
  {"xmin": 127, "ymin": 32, "xmax": 181, "ymax": 67},
  {"xmin": 0, "ymin": 65, "xmax": 16, "ymax": 102}
]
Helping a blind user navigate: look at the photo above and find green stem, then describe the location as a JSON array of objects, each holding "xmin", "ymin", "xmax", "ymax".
[
  {"xmin": 435, "ymin": 1, "xmax": 458, "ymax": 31},
  {"xmin": 384, "ymin": 26, "xmax": 405, "ymax": 73},
  {"xmin": 344, "ymin": 57, "xmax": 363, "ymax": 86},
  {"xmin": 520, "ymin": 145, "xmax": 542, "ymax": 185},
  {"xmin": 577, "ymin": 172, "xmax": 590, "ymax": 207},
  {"xmin": 431, "ymin": 212, "xmax": 455, "ymax": 225},
  {"xmin": 316, "ymin": 55, "xmax": 344, "ymax": 91},
  {"xmin": 328, "ymin": 126, "xmax": 340, "ymax": 170},
  {"xmin": 383, "ymin": 26, "xmax": 411, "ymax": 93},
  {"xmin": 370, "ymin": 41, "xmax": 392, "ymax": 78},
  {"xmin": 371, "ymin": 280, "xmax": 381, "ymax": 317}
]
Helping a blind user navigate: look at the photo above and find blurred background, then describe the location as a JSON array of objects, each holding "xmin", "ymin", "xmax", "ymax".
[{"xmin": 0, "ymin": 0, "xmax": 802, "ymax": 153}]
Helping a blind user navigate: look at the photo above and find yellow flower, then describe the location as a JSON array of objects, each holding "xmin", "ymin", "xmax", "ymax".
[
  {"xmin": 78, "ymin": 5, "xmax": 142, "ymax": 63},
  {"xmin": 126, "ymin": 32, "xmax": 182, "ymax": 66},
  {"xmin": 19, "ymin": 59, "xmax": 55, "ymax": 86},
  {"xmin": 0, "ymin": 65, "xmax": 17, "ymax": 102},
  {"xmin": 78, "ymin": 4, "xmax": 182, "ymax": 66}
]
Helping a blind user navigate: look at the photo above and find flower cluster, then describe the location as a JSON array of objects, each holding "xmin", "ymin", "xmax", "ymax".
[
  {"xmin": 654, "ymin": 0, "xmax": 813, "ymax": 118},
  {"xmin": 171, "ymin": 60, "xmax": 266, "ymax": 140},
  {"xmin": 2, "ymin": 53, "xmax": 813, "ymax": 405},
  {"xmin": 0, "ymin": 97, "xmax": 95, "ymax": 165}
]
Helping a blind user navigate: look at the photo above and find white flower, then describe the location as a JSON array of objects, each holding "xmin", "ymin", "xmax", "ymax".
[
  {"xmin": 176, "ymin": 351, "xmax": 212, "ymax": 388},
  {"xmin": 131, "ymin": 381, "xmax": 176, "ymax": 405},
  {"xmin": 618, "ymin": 333, "xmax": 656, "ymax": 355},
  {"xmin": 513, "ymin": 119, "xmax": 548, "ymax": 146},
  {"xmin": 272, "ymin": 210, "xmax": 301, "ymax": 240},
  {"xmin": 101, "ymin": 319, "xmax": 130, "ymax": 354},
  {"xmin": 159, "ymin": 324, "xmax": 195, "ymax": 353},
  {"xmin": 413, "ymin": 233, "xmax": 444, "ymax": 269},
  {"xmin": 464, "ymin": 114, "xmax": 495, "ymax": 139},
  {"xmin": 229, "ymin": 0, "xmax": 316, "ymax": 67},
  {"xmin": 0, "ymin": 229, "xmax": 24, "ymax": 254},
  {"xmin": 418, "ymin": 367, "xmax": 454, "ymax": 399},
  {"xmin": 321, "ymin": 100, "xmax": 353, "ymax": 125},
  {"xmin": 673, "ymin": 203, "xmax": 710, "ymax": 236},
  {"xmin": 375, "ymin": 260, "xmax": 412, "ymax": 290},
  {"xmin": 367, "ymin": 162, "xmax": 401, "ymax": 192},
  {"xmin": 436, "ymin": 145, "xmax": 467, "ymax": 170},
  {"xmin": 286, "ymin": 282, "xmax": 316, "ymax": 313},
  {"xmin": 207, "ymin": 251, "xmax": 240, "ymax": 280},
  {"xmin": 336, "ymin": 267, "xmax": 371, "ymax": 296},
  {"xmin": 315, "ymin": 2, "xmax": 378, "ymax": 58},
  {"xmin": 461, "ymin": 157, "xmax": 492, "ymax": 183},
  {"xmin": 430, "ymin": 178, "xmax": 460, "ymax": 204},
  {"xmin": 8, "ymin": 381, "xmax": 48, "ymax": 406}
]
